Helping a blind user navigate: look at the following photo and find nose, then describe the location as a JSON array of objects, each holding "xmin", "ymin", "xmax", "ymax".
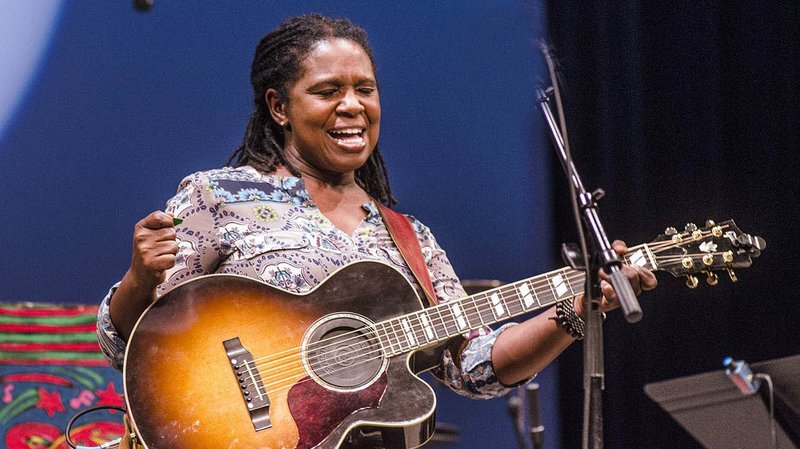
[{"xmin": 336, "ymin": 89, "xmax": 365, "ymax": 116}]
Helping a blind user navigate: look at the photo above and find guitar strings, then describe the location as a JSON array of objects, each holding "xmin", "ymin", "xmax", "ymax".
[
  {"xmin": 250, "ymin": 266, "xmax": 613, "ymax": 392},
  {"xmin": 250, "ymin": 262, "xmax": 635, "ymax": 396},
  {"xmin": 239, "ymin": 268, "xmax": 578, "ymax": 394},
  {"xmin": 240, "ymin": 264, "xmax": 586, "ymax": 369},
  {"xmin": 238, "ymin": 268, "xmax": 589, "ymax": 393},
  {"xmin": 240, "ymin": 231, "xmax": 715, "ymax": 373},
  {"xmin": 244, "ymin": 271, "xmax": 592, "ymax": 395},
  {"xmin": 246, "ymin": 264, "xmax": 589, "ymax": 372},
  {"xmin": 238, "ymin": 235, "xmax": 716, "ymax": 389},
  {"xmin": 238, "ymin": 231, "xmax": 730, "ymax": 394},
  {"xmin": 241, "ymin": 234, "xmax": 703, "ymax": 373},
  {"xmin": 240, "ymin": 236, "xmax": 721, "ymax": 393}
]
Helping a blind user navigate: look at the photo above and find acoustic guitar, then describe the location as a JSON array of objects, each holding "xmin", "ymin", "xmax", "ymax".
[{"xmin": 124, "ymin": 219, "xmax": 764, "ymax": 449}]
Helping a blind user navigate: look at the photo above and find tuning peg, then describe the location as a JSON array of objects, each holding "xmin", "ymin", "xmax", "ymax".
[
  {"xmin": 685, "ymin": 223, "xmax": 698, "ymax": 232},
  {"xmin": 705, "ymin": 220, "xmax": 716, "ymax": 227},
  {"xmin": 727, "ymin": 268, "xmax": 738, "ymax": 282},
  {"xmin": 735, "ymin": 234, "xmax": 767, "ymax": 258},
  {"xmin": 682, "ymin": 257, "xmax": 694, "ymax": 269},
  {"xmin": 665, "ymin": 226, "xmax": 683, "ymax": 243},
  {"xmin": 686, "ymin": 275, "xmax": 699, "ymax": 289},
  {"xmin": 702, "ymin": 254, "xmax": 714, "ymax": 266},
  {"xmin": 706, "ymin": 272, "xmax": 719, "ymax": 286}
]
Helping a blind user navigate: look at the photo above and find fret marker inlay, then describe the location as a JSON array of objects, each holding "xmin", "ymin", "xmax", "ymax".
[
  {"xmin": 629, "ymin": 249, "xmax": 647, "ymax": 267},
  {"xmin": 419, "ymin": 313, "xmax": 435, "ymax": 341},
  {"xmin": 552, "ymin": 274, "xmax": 569, "ymax": 297},
  {"xmin": 518, "ymin": 283, "xmax": 535, "ymax": 308},
  {"xmin": 490, "ymin": 292, "xmax": 506, "ymax": 317},
  {"xmin": 401, "ymin": 319, "xmax": 416, "ymax": 346},
  {"xmin": 451, "ymin": 304, "xmax": 467, "ymax": 330}
]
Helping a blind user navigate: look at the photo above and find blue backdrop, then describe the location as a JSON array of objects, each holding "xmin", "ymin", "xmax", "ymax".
[{"xmin": 0, "ymin": 1, "xmax": 557, "ymax": 448}]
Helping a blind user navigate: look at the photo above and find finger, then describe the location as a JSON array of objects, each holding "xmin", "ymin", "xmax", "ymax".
[
  {"xmin": 625, "ymin": 266, "xmax": 648, "ymax": 296},
  {"xmin": 637, "ymin": 265, "xmax": 658, "ymax": 291},
  {"xmin": 600, "ymin": 280, "xmax": 618, "ymax": 303},
  {"xmin": 138, "ymin": 211, "xmax": 176, "ymax": 230},
  {"xmin": 149, "ymin": 240, "xmax": 179, "ymax": 256},
  {"xmin": 139, "ymin": 241, "xmax": 178, "ymax": 269},
  {"xmin": 611, "ymin": 240, "xmax": 628, "ymax": 255},
  {"xmin": 139, "ymin": 240, "xmax": 178, "ymax": 258},
  {"xmin": 144, "ymin": 226, "xmax": 177, "ymax": 242},
  {"xmin": 146, "ymin": 254, "xmax": 177, "ymax": 272},
  {"xmin": 133, "ymin": 228, "xmax": 177, "ymax": 251}
]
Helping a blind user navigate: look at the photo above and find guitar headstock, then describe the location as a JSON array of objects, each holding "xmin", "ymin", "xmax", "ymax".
[{"xmin": 639, "ymin": 219, "xmax": 765, "ymax": 288}]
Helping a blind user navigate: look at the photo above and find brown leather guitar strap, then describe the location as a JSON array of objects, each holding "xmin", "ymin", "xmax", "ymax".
[{"xmin": 377, "ymin": 203, "xmax": 438, "ymax": 307}]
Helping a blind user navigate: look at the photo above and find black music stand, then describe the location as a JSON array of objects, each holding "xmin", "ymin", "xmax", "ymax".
[{"xmin": 645, "ymin": 354, "xmax": 800, "ymax": 449}]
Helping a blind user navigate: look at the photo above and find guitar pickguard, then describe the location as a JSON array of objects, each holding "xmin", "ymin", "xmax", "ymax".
[{"xmin": 288, "ymin": 373, "xmax": 387, "ymax": 449}]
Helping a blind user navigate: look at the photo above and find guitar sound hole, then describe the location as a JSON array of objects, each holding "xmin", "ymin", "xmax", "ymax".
[{"xmin": 304, "ymin": 315, "xmax": 385, "ymax": 391}]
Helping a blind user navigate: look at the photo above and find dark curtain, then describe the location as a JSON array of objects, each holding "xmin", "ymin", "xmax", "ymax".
[{"xmin": 546, "ymin": 2, "xmax": 800, "ymax": 448}]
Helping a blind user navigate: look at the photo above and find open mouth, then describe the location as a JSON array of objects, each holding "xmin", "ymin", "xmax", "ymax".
[{"xmin": 327, "ymin": 127, "xmax": 366, "ymax": 149}]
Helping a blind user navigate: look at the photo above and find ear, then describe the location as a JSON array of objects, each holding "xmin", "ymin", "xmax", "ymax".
[{"xmin": 265, "ymin": 88, "xmax": 288, "ymax": 126}]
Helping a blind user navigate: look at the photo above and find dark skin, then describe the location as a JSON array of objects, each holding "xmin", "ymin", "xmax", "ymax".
[{"xmin": 110, "ymin": 38, "xmax": 658, "ymax": 386}]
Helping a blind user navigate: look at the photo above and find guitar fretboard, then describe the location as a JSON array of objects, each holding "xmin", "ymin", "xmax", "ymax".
[{"xmin": 374, "ymin": 244, "xmax": 657, "ymax": 356}]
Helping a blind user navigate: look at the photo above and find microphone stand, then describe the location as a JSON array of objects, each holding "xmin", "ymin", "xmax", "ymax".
[{"xmin": 536, "ymin": 44, "xmax": 642, "ymax": 449}]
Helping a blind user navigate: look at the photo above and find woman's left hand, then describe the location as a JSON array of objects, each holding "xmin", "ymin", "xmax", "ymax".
[{"xmin": 575, "ymin": 240, "xmax": 658, "ymax": 316}]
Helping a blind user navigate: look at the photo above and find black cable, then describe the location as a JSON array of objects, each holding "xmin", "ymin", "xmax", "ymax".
[
  {"xmin": 754, "ymin": 373, "xmax": 777, "ymax": 449},
  {"xmin": 65, "ymin": 405, "xmax": 127, "ymax": 449}
]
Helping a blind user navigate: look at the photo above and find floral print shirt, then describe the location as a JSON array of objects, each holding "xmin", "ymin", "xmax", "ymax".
[{"xmin": 96, "ymin": 166, "xmax": 521, "ymax": 399}]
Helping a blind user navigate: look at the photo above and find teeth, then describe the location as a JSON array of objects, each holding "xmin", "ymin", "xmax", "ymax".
[{"xmin": 329, "ymin": 128, "xmax": 362, "ymax": 136}]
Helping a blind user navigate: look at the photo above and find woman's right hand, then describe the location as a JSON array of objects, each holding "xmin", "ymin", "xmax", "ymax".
[
  {"xmin": 111, "ymin": 211, "xmax": 178, "ymax": 341},
  {"xmin": 129, "ymin": 210, "xmax": 179, "ymax": 287}
]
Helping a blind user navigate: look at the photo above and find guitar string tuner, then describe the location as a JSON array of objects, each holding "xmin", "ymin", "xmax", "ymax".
[
  {"xmin": 702, "ymin": 254, "xmax": 714, "ymax": 266},
  {"xmin": 685, "ymin": 223, "xmax": 698, "ymax": 232},
  {"xmin": 705, "ymin": 219, "xmax": 716, "ymax": 227},
  {"xmin": 665, "ymin": 227, "xmax": 678, "ymax": 236},
  {"xmin": 727, "ymin": 268, "xmax": 738, "ymax": 282},
  {"xmin": 686, "ymin": 275, "xmax": 699, "ymax": 289},
  {"xmin": 706, "ymin": 272, "xmax": 719, "ymax": 286}
]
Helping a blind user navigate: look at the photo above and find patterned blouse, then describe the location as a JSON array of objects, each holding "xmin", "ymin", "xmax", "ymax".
[{"xmin": 96, "ymin": 166, "xmax": 522, "ymax": 399}]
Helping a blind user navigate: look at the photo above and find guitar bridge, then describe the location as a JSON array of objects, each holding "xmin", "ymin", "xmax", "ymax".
[{"xmin": 223, "ymin": 337, "xmax": 271, "ymax": 431}]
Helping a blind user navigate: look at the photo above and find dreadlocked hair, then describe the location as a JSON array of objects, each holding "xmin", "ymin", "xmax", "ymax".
[{"xmin": 226, "ymin": 13, "xmax": 396, "ymax": 207}]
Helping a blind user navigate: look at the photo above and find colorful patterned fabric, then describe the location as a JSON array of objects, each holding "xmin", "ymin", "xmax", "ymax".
[
  {"xmin": 1, "ymin": 303, "xmax": 124, "ymax": 449},
  {"xmin": 98, "ymin": 166, "xmax": 522, "ymax": 398}
]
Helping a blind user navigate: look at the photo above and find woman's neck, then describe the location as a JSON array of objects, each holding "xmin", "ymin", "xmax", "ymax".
[{"xmin": 280, "ymin": 145, "xmax": 358, "ymax": 188}]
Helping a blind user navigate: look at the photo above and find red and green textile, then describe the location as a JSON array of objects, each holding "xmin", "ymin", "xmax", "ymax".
[{"xmin": 0, "ymin": 303, "xmax": 124, "ymax": 449}]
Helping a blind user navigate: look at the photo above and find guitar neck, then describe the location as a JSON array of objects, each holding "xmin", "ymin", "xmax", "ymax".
[{"xmin": 374, "ymin": 243, "xmax": 657, "ymax": 356}]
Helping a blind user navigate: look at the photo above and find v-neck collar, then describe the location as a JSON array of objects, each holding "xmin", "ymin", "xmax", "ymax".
[{"xmin": 250, "ymin": 167, "xmax": 383, "ymax": 237}]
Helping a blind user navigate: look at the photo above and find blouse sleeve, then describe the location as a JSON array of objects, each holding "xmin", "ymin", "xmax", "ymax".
[
  {"xmin": 96, "ymin": 283, "xmax": 126, "ymax": 371},
  {"xmin": 409, "ymin": 216, "xmax": 532, "ymax": 399},
  {"xmin": 96, "ymin": 172, "xmax": 225, "ymax": 371}
]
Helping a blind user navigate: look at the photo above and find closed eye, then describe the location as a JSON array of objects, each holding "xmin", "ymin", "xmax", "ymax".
[{"xmin": 316, "ymin": 89, "xmax": 338, "ymax": 98}]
